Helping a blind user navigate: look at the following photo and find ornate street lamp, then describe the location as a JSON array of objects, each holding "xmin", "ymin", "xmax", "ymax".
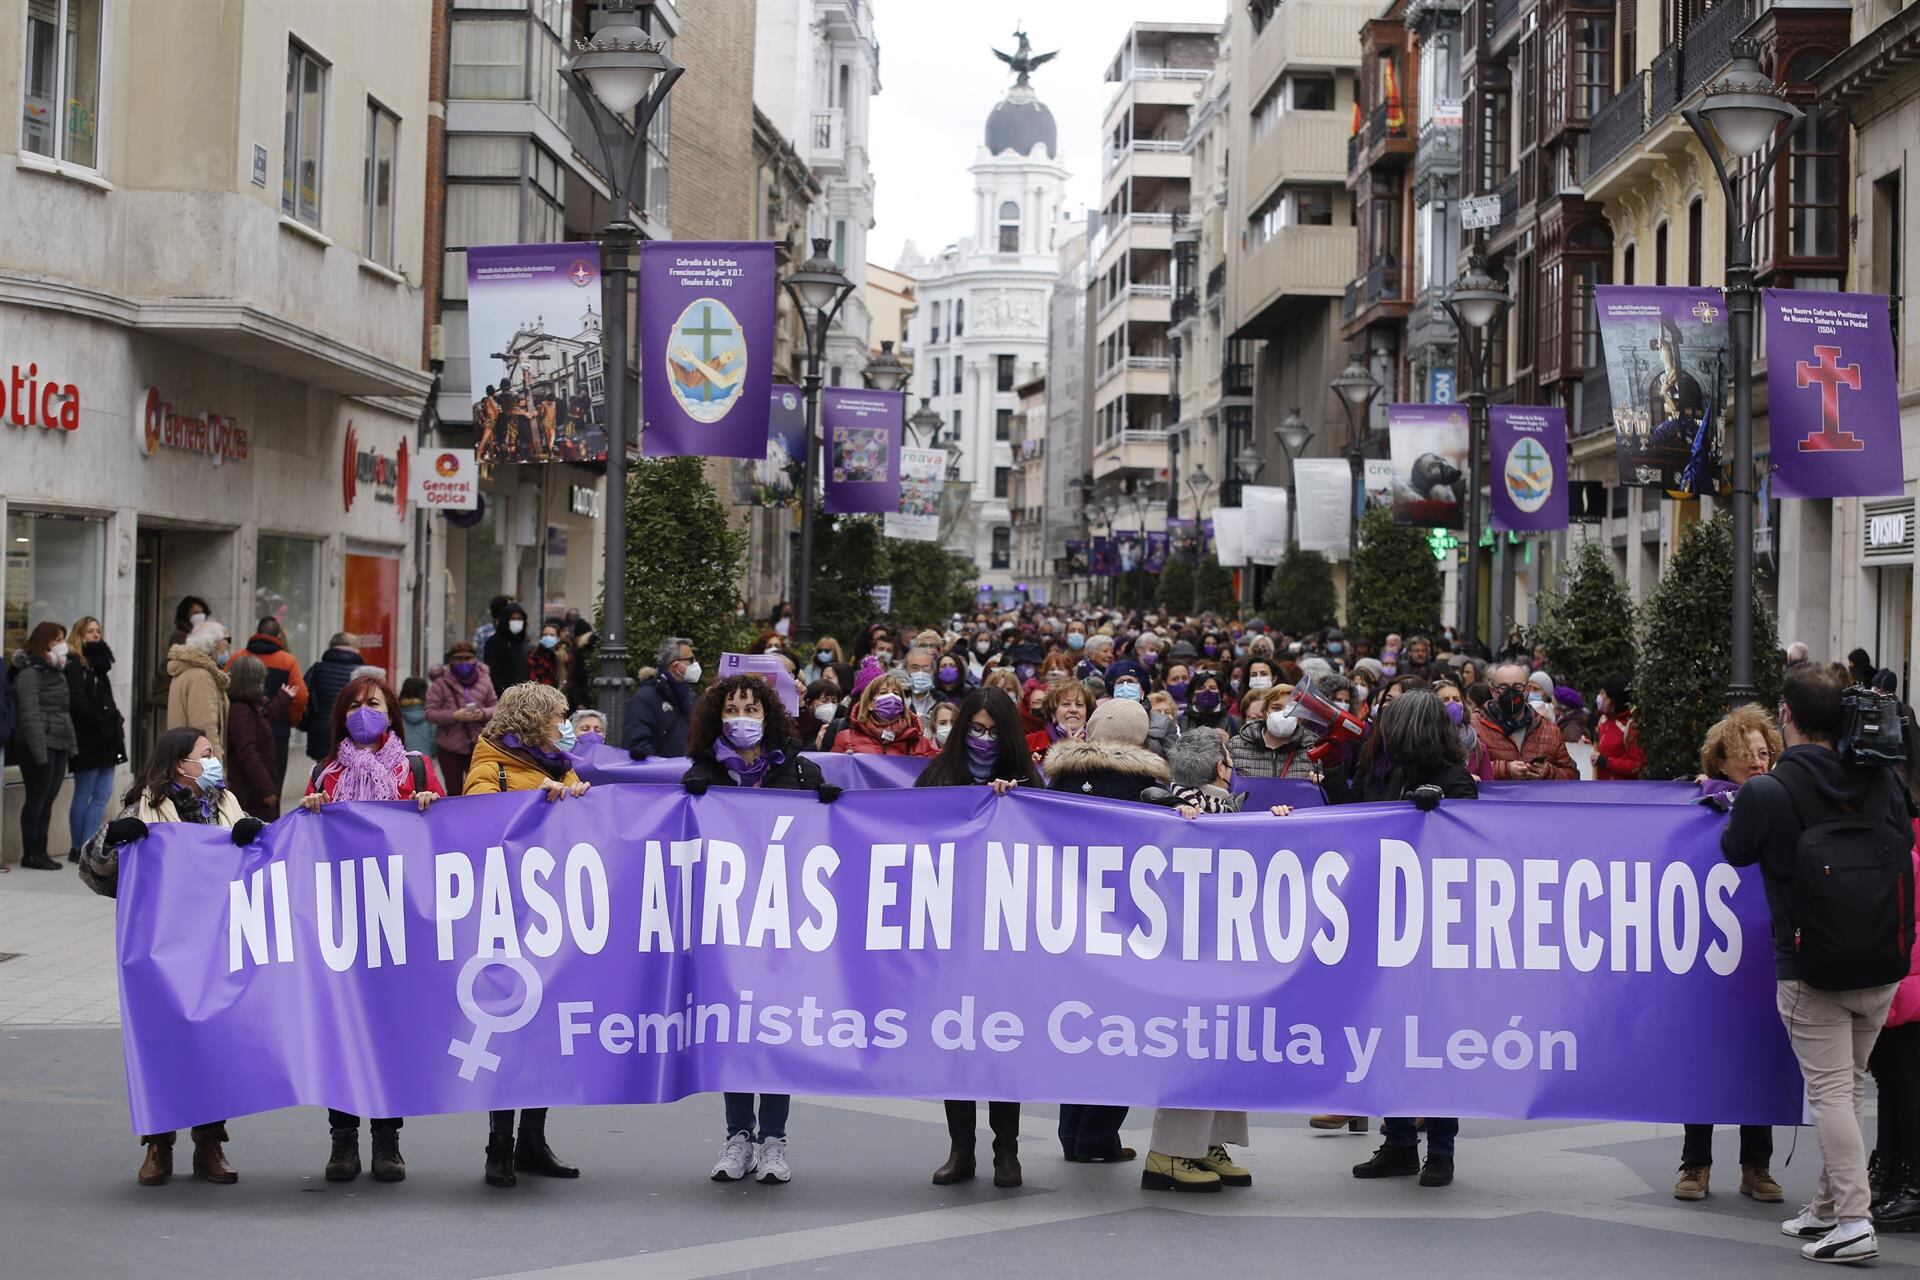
[
  {"xmin": 865, "ymin": 339, "xmax": 909, "ymax": 393},
  {"xmin": 907, "ymin": 396, "xmax": 943, "ymax": 447},
  {"xmin": 1185, "ymin": 462, "xmax": 1213, "ymax": 615},
  {"xmin": 560, "ymin": 0, "xmax": 682, "ymax": 741},
  {"xmin": 781, "ymin": 237, "xmax": 857, "ymax": 643},
  {"xmin": 1439, "ymin": 253, "xmax": 1513, "ymax": 649},
  {"xmin": 1331, "ymin": 356, "xmax": 1381, "ymax": 561},
  {"xmin": 1274, "ymin": 407, "xmax": 1313, "ymax": 551}
]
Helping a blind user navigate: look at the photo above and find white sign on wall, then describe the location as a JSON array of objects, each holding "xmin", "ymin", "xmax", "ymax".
[{"xmin": 414, "ymin": 447, "xmax": 479, "ymax": 510}]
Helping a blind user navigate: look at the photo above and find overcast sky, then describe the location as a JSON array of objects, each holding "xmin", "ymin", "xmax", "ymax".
[{"xmin": 867, "ymin": 0, "xmax": 1227, "ymax": 271}]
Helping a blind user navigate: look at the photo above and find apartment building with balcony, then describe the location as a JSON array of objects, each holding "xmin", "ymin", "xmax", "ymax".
[
  {"xmin": 1009, "ymin": 374, "xmax": 1052, "ymax": 598},
  {"xmin": 1577, "ymin": 0, "xmax": 1852, "ymax": 615},
  {"xmin": 1089, "ymin": 23, "xmax": 1218, "ymax": 521},
  {"xmin": 1046, "ymin": 225, "xmax": 1093, "ymax": 598}
]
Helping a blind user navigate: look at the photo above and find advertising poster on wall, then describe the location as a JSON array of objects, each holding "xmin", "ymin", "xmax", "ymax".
[
  {"xmin": 821, "ymin": 389, "xmax": 903, "ymax": 515},
  {"xmin": 1386, "ymin": 404, "xmax": 1469, "ymax": 529},
  {"xmin": 1488, "ymin": 405, "xmax": 1568, "ymax": 532},
  {"xmin": 1594, "ymin": 285, "xmax": 1730, "ymax": 494},
  {"xmin": 465, "ymin": 244, "xmax": 608, "ymax": 465},
  {"xmin": 1762, "ymin": 290, "xmax": 1903, "ymax": 499},
  {"xmin": 639, "ymin": 241, "xmax": 777, "ymax": 459}
]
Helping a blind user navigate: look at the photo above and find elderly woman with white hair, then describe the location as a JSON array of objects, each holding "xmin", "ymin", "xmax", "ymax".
[
  {"xmin": 1074, "ymin": 633, "xmax": 1115, "ymax": 683},
  {"xmin": 165, "ymin": 618, "xmax": 232, "ymax": 756}
]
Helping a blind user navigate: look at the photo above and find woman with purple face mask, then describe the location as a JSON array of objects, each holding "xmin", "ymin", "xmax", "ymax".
[
  {"xmin": 1179, "ymin": 670, "xmax": 1241, "ymax": 736},
  {"xmin": 830, "ymin": 673, "xmax": 937, "ymax": 756},
  {"xmin": 426, "ymin": 641, "xmax": 497, "ymax": 794}
]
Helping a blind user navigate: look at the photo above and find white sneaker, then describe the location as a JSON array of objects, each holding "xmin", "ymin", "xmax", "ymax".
[
  {"xmin": 1802, "ymin": 1221, "xmax": 1878, "ymax": 1263},
  {"xmin": 1783, "ymin": 1205, "xmax": 1840, "ymax": 1238},
  {"xmin": 711, "ymin": 1132, "xmax": 756, "ymax": 1182},
  {"xmin": 757, "ymin": 1137, "xmax": 791, "ymax": 1184}
]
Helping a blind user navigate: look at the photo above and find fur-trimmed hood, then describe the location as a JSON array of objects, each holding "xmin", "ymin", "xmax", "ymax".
[
  {"xmin": 1042, "ymin": 738, "xmax": 1170, "ymax": 784},
  {"xmin": 166, "ymin": 643, "xmax": 230, "ymax": 689}
]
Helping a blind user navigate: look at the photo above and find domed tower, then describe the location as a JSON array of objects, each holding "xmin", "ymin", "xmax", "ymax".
[{"xmin": 972, "ymin": 28, "xmax": 1070, "ymax": 259}]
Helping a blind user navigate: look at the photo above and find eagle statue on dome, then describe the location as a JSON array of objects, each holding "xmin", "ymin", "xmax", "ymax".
[{"xmin": 993, "ymin": 28, "xmax": 1059, "ymax": 87}]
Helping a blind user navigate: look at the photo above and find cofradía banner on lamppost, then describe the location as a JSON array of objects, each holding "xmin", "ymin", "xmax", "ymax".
[
  {"xmin": 1385, "ymin": 404, "xmax": 1468, "ymax": 529},
  {"xmin": 732, "ymin": 384, "xmax": 806, "ymax": 506},
  {"xmin": 820, "ymin": 389, "xmax": 904, "ymax": 515},
  {"xmin": 882, "ymin": 447, "xmax": 945, "ymax": 542},
  {"xmin": 1488, "ymin": 405, "xmax": 1568, "ymax": 532},
  {"xmin": 639, "ymin": 242, "xmax": 777, "ymax": 460},
  {"xmin": 465, "ymin": 243, "xmax": 608, "ymax": 464},
  {"xmin": 1594, "ymin": 285, "xmax": 1731, "ymax": 495},
  {"xmin": 1294, "ymin": 458, "xmax": 1355, "ymax": 557},
  {"xmin": 116, "ymin": 786, "xmax": 1801, "ymax": 1136},
  {"xmin": 1762, "ymin": 290, "xmax": 1904, "ymax": 499}
]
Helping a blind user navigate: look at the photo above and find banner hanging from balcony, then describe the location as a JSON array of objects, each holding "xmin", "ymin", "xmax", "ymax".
[
  {"xmin": 640, "ymin": 242, "xmax": 777, "ymax": 460},
  {"xmin": 883, "ymin": 447, "xmax": 945, "ymax": 542},
  {"xmin": 1294, "ymin": 458, "xmax": 1355, "ymax": 557},
  {"xmin": 1488, "ymin": 406, "xmax": 1568, "ymax": 532},
  {"xmin": 1386, "ymin": 404, "xmax": 1468, "ymax": 529},
  {"xmin": 731, "ymin": 384, "xmax": 805, "ymax": 506},
  {"xmin": 820, "ymin": 389, "xmax": 904, "ymax": 514},
  {"xmin": 1762, "ymin": 290, "xmax": 1903, "ymax": 500},
  {"xmin": 465, "ymin": 243, "xmax": 608, "ymax": 465},
  {"xmin": 1594, "ymin": 285, "xmax": 1730, "ymax": 495}
]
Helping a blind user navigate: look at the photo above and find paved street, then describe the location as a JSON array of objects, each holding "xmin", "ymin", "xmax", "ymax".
[{"xmin": 1, "ymin": 866, "xmax": 1914, "ymax": 1280}]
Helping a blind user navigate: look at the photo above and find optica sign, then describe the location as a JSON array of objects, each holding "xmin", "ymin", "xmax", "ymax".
[
  {"xmin": 136, "ymin": 388, "xmax": 248, "ymax": 463},
  {"xmin": 3, "ymin": 362, "xmax": 80, "ymax": 432}
]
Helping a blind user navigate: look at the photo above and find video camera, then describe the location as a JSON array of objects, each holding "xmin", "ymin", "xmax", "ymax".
[
  {"xmin": 1838, "ymin": 684, "xmax": 1910, "ymax": 769},
  {"xmin": 1289, "ymin": 685, "xmax": 1369, "ymax": 763}
]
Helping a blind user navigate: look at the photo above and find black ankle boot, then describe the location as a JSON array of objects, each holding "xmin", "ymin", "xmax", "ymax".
[
  {"xmin": 324, "ymin": 1127, "xmax": 360, "ymax": 1182},
  {"xmin": 1352, "ymin": 1144, "xmax": 1421, "ymax": 1178},
  {"xmin": 514, "ymin": 1113, "xmax": 579, "ymax": 1178},
  {"xmin": 485, "ymin": 1133, "xmax": 516, "ymax": 1187},
  {"xmin": 370, "ymin": 1128, "xmax": 406, "ymax": 1182}
]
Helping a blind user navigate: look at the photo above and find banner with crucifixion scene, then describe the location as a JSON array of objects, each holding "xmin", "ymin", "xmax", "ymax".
[
  {"xmin": 640, "ymin": 241, "xmax": 777, "ymax": 460},
  {"xmin": 1762, "ymin": 290, "xmax": 1903, "ymax": 500},
  {"xmin": 465, "ymin": 243, "xmax": 609, "ymax": 465},
  {"xmin": 1593, "ymin": 285, "xmax": 1731, "ymax": 495}
]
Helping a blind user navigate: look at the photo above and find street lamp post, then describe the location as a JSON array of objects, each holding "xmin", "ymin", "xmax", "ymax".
[
  {"xmin": 1685, "ymin": 38, "xmax": 1803, "ymax": 707},
  {"xmin": 865, "ymin": 339, "xmax": 908, "ymax": 393},
  {"xmin": 1274, "ymin": 407, "xmax": 1314, "ymax": 552},
  {"xmin": 1438, "ymin": 253, "xmax": 1513, "ymax": 650},
  {"xmin": 907, "ymin": 396, "xmax": 943, "ymax": 448},
  {"xmin": 781, "ymin": 239, "xmax": 857, "ymax": 644},
  {"xmin": 560, "ymin": 0, "xmax": 682, "ymax": 742},
  {"xmin": 1331, "ymin": 357, "xmax": 1381, "ymax": 562},
  {"xmin": 1101, "ymin": 494, "xmax": 1121, "ymax": 608},
  {"xmin": 1186, "ymin": 463, "xmax": 1212, "ymax": 616},
  {"xmin": 1235, "ymin": 447, "xmax": 1266, "ymax": 614}
]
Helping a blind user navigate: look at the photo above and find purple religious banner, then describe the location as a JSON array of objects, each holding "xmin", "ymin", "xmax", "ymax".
[
  {"xmin": 733, "ymin": 384, "xmax": 805, "ymax": 505},
  {"xmin": 639, "ymin": 242, "xmax": 777, "ymax": 460},
  {"xmin": 820, "ymin": 389, "xmax": 904, "ymax": 514},
  {"xmin": 715, "ymin": 653, "xmax": 799, "ymax": 717},
  {"xmin": 1064, "ymin": 539, "xmax": 1089, "ymax": 575},
  {"xmin": 1143, "ymin": 531, "xmax": 1170, "ymax": 574},
  {"xmin": 1763, "ymin": 290, "xmax": 1903, "ymax": 499},
  {"xmin": 465, "ymin": 243, "xmax": 608, "ymax": 464},
  {"xmin": 1386, "ymin": 404, "xmax": 1470, "ymax": 529},
  {"xmin": 1089, "ymin": 536, "xmax": 1113, "ymax": 576},
  {"xmin": 1594, "ymin": 285, "xmax": 1731, "ymax": 494},
  {"xmin": 117, "ymin": 787, "xmax": 1800, "ymax": 1136},
  {"xmin": 1488, "ymin": 405, "xmax": 1568, "ymax": 532}
]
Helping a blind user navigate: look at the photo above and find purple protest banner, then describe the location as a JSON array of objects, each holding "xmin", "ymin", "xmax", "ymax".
[
  {"xmin": 1594, "ymin": 285, "xmax": 1730, "ymax": 494},
  {"xmin": 1763, "ymin": 290, "xmax": 1903, "ymax": 499},
  {"xmin": 1488, "ymin": 405, "xmax": 1568, "ymax": 532},
  {"xmin": 640, "ymin": 242, "xmax": 777, "ymax": 459},
  {"xmin": 714, "ymin": 653, "xmax": 800, "ymax": 717},
  {"xmin": 1479, "ymin": 780, "xmax": 1702, "ymax": 804},
  {"xmin": 118, "ymin": 787, "xmax": 1799, "ymax": 1135},
  {"xmin": 820, "ymin": 389, "xmax": 904, "ymax": 514},
  {"xmin": 465, "ymin": 243, "xmax": 609, "ymax": 463},
  {"xmin": 571, "ymin": 743, "xmax": 930, "ymax": 791},
  {"xmin": 1386, "ymin": 404, "xmax": 1469, "ymax": 529}
]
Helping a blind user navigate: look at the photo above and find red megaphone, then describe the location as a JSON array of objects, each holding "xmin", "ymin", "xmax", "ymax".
[{"xmin": 1289, "ymin": 684, "xmax": 1369, "ymax": 763}]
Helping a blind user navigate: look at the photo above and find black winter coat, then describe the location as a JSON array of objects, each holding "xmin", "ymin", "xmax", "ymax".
[
  {"xmin": 624, "ymin": 671, "xmax": 692, "ymax": 759},
  {"xmin": 681, "ymin": 738, "xmax": 826, "ymax": 792},
  {"xmin": 483, "ymin": 628, "xmax": 530, "ymax": 693},
  {"xmin": 65, "ymin": 651, "xmax": 127, "ymax": 772},
  {"xmin": 1041, "ymin": 739, "xmax": 1171, "ymax": 803},
  {"xmin": 1337, "ymin": 758, "xmax": 1479, "ymax": 805},
  {"xmin": 302, "ymin": 646, "xmax": 363, "ymax": 761},
  {"xmin": 10, "ymin": 650, "xmax": 76, "ymax": 765}
]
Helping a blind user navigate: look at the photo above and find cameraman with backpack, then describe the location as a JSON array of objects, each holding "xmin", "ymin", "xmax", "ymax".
[{"xmin": 1724, "ymin": 664, "xmax": 1918, "ymax": 1264}]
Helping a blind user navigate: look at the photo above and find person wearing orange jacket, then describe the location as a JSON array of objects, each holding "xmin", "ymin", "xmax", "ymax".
[
  {"xmin": 242, "ymin": 616, "xmax": 309, "ymax": 789},
  {"xmin": 1591, "ymin": 673, "xmax": 1646, "ymax": 781}
]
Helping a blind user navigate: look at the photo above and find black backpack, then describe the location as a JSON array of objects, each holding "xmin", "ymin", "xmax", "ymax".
[{"xmin": 1773, "ymin": 759, "xmax": 1916, "ymax": 991}]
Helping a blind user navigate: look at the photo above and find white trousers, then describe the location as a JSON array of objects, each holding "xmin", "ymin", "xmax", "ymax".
[{"xmin": 1149, "ymin": 1109, "xmax": 1250, "ymax": 1158}]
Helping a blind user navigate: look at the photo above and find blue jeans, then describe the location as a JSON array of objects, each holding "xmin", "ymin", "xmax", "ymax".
[
  {"xmin": 67, "ymin": 767, "xmax": 116, "ymax": 851},
  {"xmin": 1384, "ymin": 1116, "xmax": 1457, "ymax": 1155},
  {"xmin": 724, "ymin": 1093, "xmax": 789, "ymax": 1141}
]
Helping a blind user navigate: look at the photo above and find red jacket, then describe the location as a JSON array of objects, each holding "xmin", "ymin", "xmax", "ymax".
[
  {"xmin": 831, "ymin": 716, "xmax": 936, "ymax": 756},
  {"xmin": 1592, "ymin": 712, "xmax": 1645, "ymax": 780},
  {"xmin": 1474, "ymin": 709, "xmax": 1579, "ymax": 781}
]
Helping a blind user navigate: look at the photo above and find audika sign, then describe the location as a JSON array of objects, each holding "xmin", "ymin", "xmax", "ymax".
[
  {"xmin": 343, "ymin": 421, "xmax": 408, "ymax": 519},
  {"xmin": 2, "ymin": 361, "xmax": 79, "ymax": 432},
  {"xmin": 136, "ymin": 388, "xmax": 248, "ymax": 464}
]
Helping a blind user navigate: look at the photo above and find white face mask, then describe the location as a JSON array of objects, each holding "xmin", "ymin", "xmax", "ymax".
[
  {"xmin": 934, "ymin": 725, "xmax": 952, "ymax": 746},
  {"xmin": 813, "ymin": 702, "xmax": 836, "ymax": 724},
  {"xmin": 508, "ymin": 619, "xmax": 525, "ymax": 635},
  {"xmin": 684, "ymin": 661, "xmax": 703, "ymax": 685},
  {"xmin": 1266, "ymin": 707, "xmax": 1294, "ymax": 737},
  {"xmin": 50, "ymin": 641, "xmax": 69, "ymax": 662},
  {"xmin": 774, "ymin": 617, "xmax": 791, "ymax": 636},
  {"xmin": 1248, "ymin": 676, "xmax": 1273, "ymax": 691},
  {"xmin": 188, "ymin": 612, "xmax": 207, "ymax": 627}
]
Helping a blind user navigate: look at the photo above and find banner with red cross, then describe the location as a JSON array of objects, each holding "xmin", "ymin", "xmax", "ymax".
[{"xmin": 1763, "ymin": 289, "xmax": 1903, "ymax": 499}]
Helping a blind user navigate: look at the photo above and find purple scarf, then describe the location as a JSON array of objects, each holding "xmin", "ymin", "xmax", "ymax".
[
  {"xmin": 500, "ymin": 733, "xmax": 572, "ymax": 779},
  {"xmin": 330, "ymin": 732, "xmax": 410, "ymax": 802},
  {"xmin": 715, "ymin": 739, "xmax": 782, "ymax": 787}
]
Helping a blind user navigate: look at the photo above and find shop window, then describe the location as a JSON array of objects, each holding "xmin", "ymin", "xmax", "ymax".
[
  {"xmin": 363, "ymin": 101, "xmax": 400, "ymax": 268},
  {"xmin": 283, "ymin": 39, "xmax": 329, "ymax": 228},
  {"xmin": 254, "ymin": 534, "xmax": 322, "ymax": 668},
  {"xmin": 5, "ymin": 512, "xmax": 105, "ymax": 656},
  {"xmin": 21, "ymin": 0, "xmax": 103, "ymax": 168}
]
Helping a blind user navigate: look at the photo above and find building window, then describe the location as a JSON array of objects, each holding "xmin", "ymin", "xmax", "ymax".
[
  {"xmin": 1251, "ymin": 83, "xmax": 1283, "ymax": 142},
  {"xmin": 930, "ymin": 301, "xmax": 941, "ymax": 343},
  {"xmin": 996, "ymin": 354, "xmax": 1016, "ymax": 391},
  {"xmin": 1572, "ymin": 17, "xmax": 1612, "ymax": 124},
  {"xmin": 1292, "ymin": 73, "xmax": 1336, "ymax": 111},
  {"xmin": 996, "ymin": 408, "xmax": 1013, "ymax": 440},
  {"xmin": 255, "ymin": 535, "xmax": 322, "ymax": 668},
  {"xmin": 1622, "ymin": 242, "xmax": 1636, "ymax": 286},
  {"xmin": 1653, "ymin": 222, "xmax": 1668, "ymax": 285},
  {"xmin": 999, "ymin": 200, "xmax": 1021, "ymax": 253},
  {"xmin": 21, "ymin": 0, "xmax": 103, "ymax": 168},
  {"xmin": 992, "ymin": 527, "xmax": 1011, "ymax": 568},
  {"xmin": 4, "ymin": 511, "xmax": 105, "ymax": 656},
  {"xmin": 995, "ymin": 466, "xmax": 1010, "ymax": 498},
  {"xmin": 283, "ymin": 40, "xmax": 329, "ymax": 228},
  {"xmin": 1686, "ymin": 197, "xmax": 1702, "ymax": 286},
  {"xmin": 451, "ymin": 15, "xmax": 527, "ymax": 99},
  {"xmin": 1788, "ymin": 110, "xmax": 1844, "ymax": 260},
  {"xmin": 1873, "ymin": 172, "xmax": 1902, "ymax": 374},
  {"xmin": 363, "ymin": 101, "xmax": 399, "ymax": 267},
  {"xmin": 955, "ymin": 299, "xmax": 965, "ymax": 335},
  {"xmin": 952, "ymin": 409, "xmax": 962, "ymax": 438},
  {"xmin": 932, "ymin": 357, "xmax": 942, "ymax": 397},
  {"xmin": 833, "ymin": 219, "xmax": 847, "ymax": 268},
  {"xmin": 954, "ymin": 355, "xmax": 964, "ymax": 394}
]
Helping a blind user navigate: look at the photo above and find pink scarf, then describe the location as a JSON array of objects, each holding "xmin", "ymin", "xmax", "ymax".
[{"xmin": 328, "ymin": 732, "xmax": 410, "ymax": 801}]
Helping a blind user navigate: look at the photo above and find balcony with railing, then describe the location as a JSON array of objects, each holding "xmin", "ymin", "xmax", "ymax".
[
  {"xmin": 810, "ymin": 108, "xmax": 846, "ymax": 173},
  {"xmin": 1586, "ymin": 71, "xmax": 1647, "ymax": 179},
  {"xmin": 1343, "ymin": 277, "xmax": 1361, "ymax": 322},
  {"xmin": 1223, "ymin": 361, "xmax": 1254, "ymax": 398},
  {"xmin": 1239, "ymin": 224, "xmax": 1354, "ymax": 324},
  {"xmin": 1367, "ymin": 256, "xmax": 1403, "ymax": 303},
  {"xmin": 1583, "ymin": 1, "xmax": 1755, "ymax": 196},
  {"xmin": 1679, "ymin": 2, "xmax": 1748, "ymax": 99},
  {"xmin": 1650, "ymin": 43, "xmax": 1680, "ymax": 120},
  {"xmin": 1096, "ymin": 282, "xmax": 1176, "ymax": 323},
  {"xmin": 1416, "ymin": 118, "xmax": 1461, "ymax": 175},
  {"xmin": 1172, "ymin": 289, "xmax": 1199, "ymax": 324},
  {"xmin": 1103, "ymin": 136, "xmax": 1190, "ymax": 178},
  {"xmin": 1206, "ymin": 261, "xmax": 1226, "ymax": 298}
]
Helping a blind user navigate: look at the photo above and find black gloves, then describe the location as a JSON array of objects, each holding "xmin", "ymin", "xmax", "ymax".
[
  {"xmin": 1409, "ymin": 784, "xmax": 1444, "ymax": 813},
  {"xmin": 629, "ymin": 748, "xmax": 649, "ymax": 761},
  {"xmin": 816, "ymin": 783, "xmax": 843, "ymax": 804},
  {"xmin": 683, "ymin": 776, "xmax": 710, "ymax": 796},
  {"xmin": 231, "ymin": 817, "xmax": 266, "ymax": 846},
  {"xmin": 104, "ymin": 817, "xmax": 149, "ymax": 847}
]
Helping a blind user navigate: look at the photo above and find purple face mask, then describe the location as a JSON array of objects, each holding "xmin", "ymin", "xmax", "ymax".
[
  {"xmin": 345, "ymin": 706, "xmax": 389, "ymax": 745},
  {"xmin": 1444, "ymin": 700, "xmax": 1466, "ymax": 725},
  {"xmin": 871, "ymin": 693, "xmax": 905, "ymax": 723},
  {"xmin": 1193, "ymin": 688, "xmax": 1222, "ymax": 712},
  {"xmin": 965, "ymin": 731, "xmax": 999, "ymax": 761}
]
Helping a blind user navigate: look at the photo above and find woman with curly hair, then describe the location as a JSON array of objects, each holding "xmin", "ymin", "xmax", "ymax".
[
  {"xmin": 462, "ymin": 682, "xmax": 590, "ymax": 1188},
  {"xmin": 682, "ymin": 674, "xmax": 836, "ymax": 1185}
]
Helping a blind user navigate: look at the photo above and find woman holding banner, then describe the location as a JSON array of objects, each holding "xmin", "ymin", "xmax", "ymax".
[
  {"xmin": 462, "ymin": 683, "xmax": 590, "ymax": 1188},
  {"xmin": 83, "ymin": 726, "xmax": 261, "ymax": 1186},
  {"xmin": 682, "ymin": 674, "xmax": 838, "ymax": 1186},
  {"xmin": 916, "ymin": 688, "xmax": 1042, "ymax": 1188}
]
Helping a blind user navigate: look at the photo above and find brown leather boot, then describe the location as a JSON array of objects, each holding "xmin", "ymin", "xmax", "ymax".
[
  {"xmin": 992, "ymin": 1135, "xmax": 1023, "ymax": 1188},
  {"xmin": 137, "ymin": 1135, "xmax": 174, "ymax": 1186},
  {"xmin": 192, "ymin": 1132, "xmax": 238, "ymax": 1184},
  {"xmin": 932, "ymin": 1141, "xmax": 976, "ymax": 1185}
]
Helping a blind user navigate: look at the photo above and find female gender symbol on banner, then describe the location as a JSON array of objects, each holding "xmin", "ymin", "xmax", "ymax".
[{"xmin": 447, "ymin": 952, "xmax": 544, "ymax": 1081}]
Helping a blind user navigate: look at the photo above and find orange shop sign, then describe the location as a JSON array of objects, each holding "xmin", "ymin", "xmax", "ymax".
[
  {"xmin": 4, "ymin": 362, "xmax": 80, "ymax": 432},
  {"xmin": 136, "ymin": 387, "xmax": 248, "ymax": 463}
]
